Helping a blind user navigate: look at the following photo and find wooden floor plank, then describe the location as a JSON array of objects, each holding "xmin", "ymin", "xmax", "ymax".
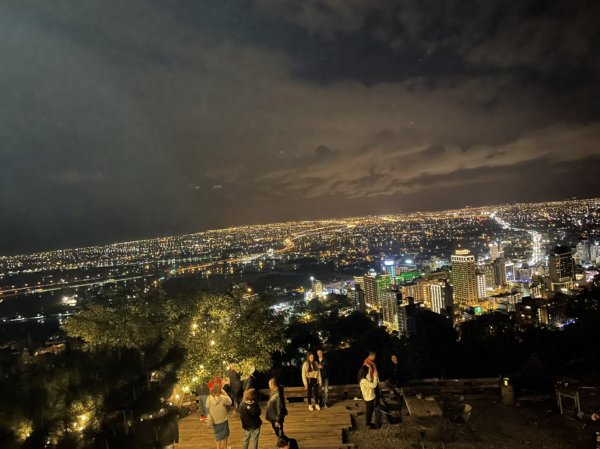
[{"xmin": 178, "ymin": 400, "xmax": 359, "ymax": 449}]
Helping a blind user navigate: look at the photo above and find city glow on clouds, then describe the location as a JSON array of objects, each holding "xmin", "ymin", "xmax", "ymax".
[{"xmin": 0, "ymin": 0, "xmax": 599, "ymax": 253}]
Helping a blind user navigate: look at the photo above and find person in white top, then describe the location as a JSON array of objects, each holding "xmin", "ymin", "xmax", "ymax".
[
  {"xmin": 301, "ymin": 352, "xmax": 322, "ymax": 411},
  {"xmin": 206, "ymin": 383, "xmax": 233, "ymax": 449},
  {"xmin": 358, "ymin": 365, "xmax": 378, "ymax": 428}
]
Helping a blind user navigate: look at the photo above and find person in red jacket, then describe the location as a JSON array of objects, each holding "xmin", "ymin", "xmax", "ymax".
[{"xmin": 362, "ymin": 351, "xmax": 380, "ymax": 404}]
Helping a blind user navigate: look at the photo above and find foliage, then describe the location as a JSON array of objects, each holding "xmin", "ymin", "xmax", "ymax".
[
  {"xmin": 63, "ymin": 289, "xmax": 192, "ymax": 353},
  {"xmin": 0, "ymin": 336, "xmax": 186, "ymax": 448},
  {"xmin": 180, "ymin": 292, "xmax": 285, "ymax": 385},
  {"xmin": 64, "ymin": 288, "xmax": 284, "ymax": 385},
  {"xmin": 0, "ymin": 287, "xmax": 284, "ymax": 448}
]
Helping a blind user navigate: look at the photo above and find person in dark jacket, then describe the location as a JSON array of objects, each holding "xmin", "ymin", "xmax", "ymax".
[
  {"xmin": 388, "ymin": 354, "xmax": 400, "ymax": 387},
  {"xmin": 155, "ymin": 409, "xmax": 179, "ymax": 449},
  {"xmin": 266, "ymin": 378, "xmax": 287, "ymax": 437},
  {"xmin": 196, "ymin": 380, "xmax": 210, "ymax": 420},
  {"xmin": 239, "ymin": 388, "xmax": 262, "ymax": 449},
  {"xmin": 226, "ymin": 363, "xmax": 243, "ymax": 410},
  {"xmin": 317, "ymin": 349, "xmax": 329, "ymax": 408}
]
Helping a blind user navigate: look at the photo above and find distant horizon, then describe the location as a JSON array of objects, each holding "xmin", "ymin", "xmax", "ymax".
[{"xmin": 3, "ymin": 195, "xmax": 597, "ymax": 258}]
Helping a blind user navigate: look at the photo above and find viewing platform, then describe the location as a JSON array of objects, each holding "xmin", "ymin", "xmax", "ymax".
[
  {"xmin": 177, "ymin": 380, "xmax": 506, "ymax": 448},
  {"xmin": 178, "ymin": 399, "xmax": 358, "ymax": 449}
]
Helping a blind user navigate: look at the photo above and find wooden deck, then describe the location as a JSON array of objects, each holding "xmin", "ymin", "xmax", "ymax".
[
  {"xmin": 400, "ymin": 387, "xmax": 443, "ymax": 418},
  {"xmin": 178, "ymin": 400, "xmax": 359, "ymax": 449}
]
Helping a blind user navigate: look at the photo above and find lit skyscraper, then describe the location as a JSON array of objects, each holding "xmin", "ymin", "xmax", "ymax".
[
  {"xmin": 483, "ymin": 263, "xmax": 498, "ymax": 289},
  {"xmin": 505, "ymin": 262, "xmax": 515, "ymax": 283},
  {"xmin": 382, "ymin": 259, "xmax": 397, "ymax": 281},
  {"xmin": 381, "ymin": 289, "xmax": 402, "ymax": 332},
  {"xmin": 591, "ymin": 242, "xmax": 600, "ymax": 263},
  {"xmin": 363, "ymin": 272, "xmax": 391, "ymax": 310},
  {"xmin": 429, "ymin": 280, "xmax": 453, "ymax": 314},
  {"xmin": 494, "ymin": 257, "xmax": 507, "ymax": 287},
  {"xmin": 576, "ymin": 240, "xmax": 591, "ymax": 264},
  {"xmin": 311, "ymin": 277, "xmax": 324, "ymax": 298},
  {"xmin": 451, "ymin": 249, "xmax": 479, "ymax": 306},
  {"xmin": 476, "ymin": 271, "xmax": 487, "ymax": 299},
  {"xmin": 549, "ymin": 246, "xmax": 575, "ymax": 288},
  {"xmin": 489, "ymin": 242, "xmax": 503, "ymax": 261}
]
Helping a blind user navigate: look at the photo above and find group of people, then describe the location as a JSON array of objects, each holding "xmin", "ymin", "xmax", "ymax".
[
  {"xmin": 194, "ymin": 350, "xmax": 331, "ymax": 449},
  {"xmin": 196, "ymin": 371, "xmax": 290, "ymax": 449},
  {"xmin": 301, "ymin": 349, "xmax": 329, "ymax": 411},
  {"xmin": 160, "ymin": 349, "xmax": 393, "ymax": 448},
  {"xmin": 358, "ymin": 350, "xmax": 402, "ymax": 429}
]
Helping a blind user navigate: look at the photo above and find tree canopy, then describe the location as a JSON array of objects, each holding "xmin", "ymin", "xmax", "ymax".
[{"xmin": 63, "ymin": 289, "xmax": 285, "ymax": 385}]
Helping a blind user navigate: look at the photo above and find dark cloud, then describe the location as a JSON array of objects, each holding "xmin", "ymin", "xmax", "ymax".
[
  {"xmin": 315, "ymin": 145, "xmax": 339, "ymax": 157},
  {"xmin": 257, "ymin": 0, "xmax": 600, "ymax": 76},
  {"xmin": 0, "ymin": 0, "xmax": 599, "ymax": 254}
]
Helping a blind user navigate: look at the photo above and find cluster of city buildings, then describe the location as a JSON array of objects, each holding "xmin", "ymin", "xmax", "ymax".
[
  {"xmin": 307, "ymin": 237, "xmax": 598, "ymax": 337},
  {"xmin": 306, "ymin": 202, "xmax": 600, "ymax": 335}
]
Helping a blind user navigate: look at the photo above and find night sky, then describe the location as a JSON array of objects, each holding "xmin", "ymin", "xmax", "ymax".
[{"xmin": 1, "ymin": 0, "xmax": 599, "ymax": 254}]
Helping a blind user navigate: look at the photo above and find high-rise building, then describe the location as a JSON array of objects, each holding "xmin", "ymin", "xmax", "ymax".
[
  {"xmin": 451, "ymin": 249, "xmax": 479, "ymax": 307},
  {"xmin": 429, "ymin": 280, "xmax": 453, "ymax": 314},
  {"xmin": 549, "ymin": 246, "xmax": 575, "ymax": 283},
  {"xmin": 489, "ymin": 242, "xmax": 503, "ymax": 261},
  {"xmin": 381, "ymin": 289, "xmax": 402, "ymax": 332},
  {"xmin": 576, "ymin": 240, "xmax": 591, "ymax": 264},
  {"xmin": 311, "ymin": 277, "xmax": 324, "ymax": 298},
  {"xmin": 397, "ymin": 301, "xmax": 419, "ymax": 337},
  {"xmin": 400, "ymin": 279, "xmax": 430, "ymax": 307},
  {"xmin": 494, "ymin": 257, "xmax": 507, "ymax": 287},
  {"xmin": 382, "ymin": 259, "xmax": 397, "ymax": 280},
  {"xmin": 591, "ymin": 242, "xmax": 600, "ymax": 263},
  {"xmin": 351, "ymin": 284, "xmax": 366, "ymax": 314},
  {"xmin": 505, "ymin": 262, "xmax": 515, "ymax": 283},
  {"xmin": 476, "ymin": 271, "xmax": 487, "ymax": 299},
  {"xmin": 363, "ymin": 273, "xmax": 391, "ymax": 310},
  {"xmin": 483, "ymin": 263, "xmax": 498, "ymax": 289},
  {"xmin": 353, "ymin": 276, "xmax": 365, "ymax": 291}
]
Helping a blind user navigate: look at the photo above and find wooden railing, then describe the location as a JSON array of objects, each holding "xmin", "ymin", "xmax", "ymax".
[
  {"xmin": 257, "ymin": 378, "xmax": 503, "ymax": 401},
  {"xmin": 257, "ymin": 384, "xmax": 394, "ymax": 401}
]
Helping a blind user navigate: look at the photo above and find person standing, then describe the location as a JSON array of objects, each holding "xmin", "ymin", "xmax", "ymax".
[
  {"xmin": 266, "ymin": 378, "xmax": 287, "ymax": 437},
  {"xmin": 358, "ymin": 365, "xmax": 379, "ymax": 429},
  {"xmin": 317, "ymin": 349, "xmax": 329, "ymax": 408},
  {"xmin": 196, "ymin": 380, "xmax": 210, "ymax": 421},
  {"xmin": 363, "ymin": 350, "xmax": 380, "ymax": 403},
  {"xmin": 226, "ymin": 363, "xmax": 243, "ymax": 410},
  {"xmin": 239, "ymin": 388, "xmax": 262, "ymax": 449},
  {"xmin": 206, "ymin": 383, "xmax": 232, "ymax": 449},
  {"xmin": 388, "ymin": 354, "xmax": 400, "ymax": 387},
  {"xmin": 302, "ymin": 352, "xmax": 322, "ymax": 411}
]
